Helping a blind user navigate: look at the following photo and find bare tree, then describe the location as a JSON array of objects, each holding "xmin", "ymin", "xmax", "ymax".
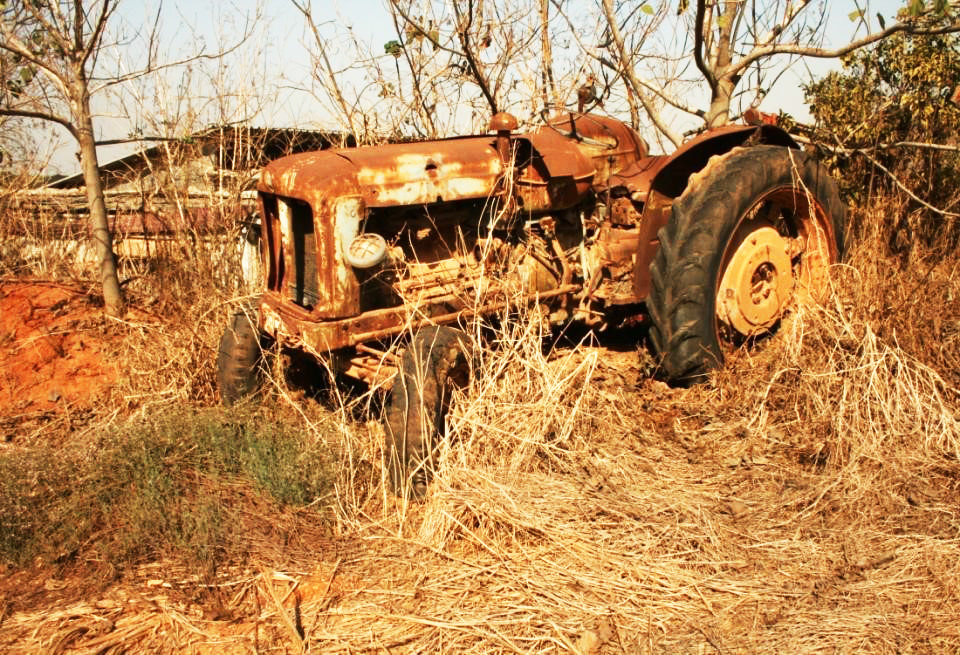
[
  {"xmin": 595, "ymin": 0, "xmax": 960, "ymax": 145},
  {"xmin": 0, "ymin": 0, "xmax": 251, "ymax": 316},
  {"xmin": 287, "ymin": 0, "xmax": 960, "ymax": 155},
  {"xmin": 291, "ymin": 0, "xmax": 365, "ymax": 139},
  {"xmin": 1, "ymin": 0, "xmax": 126, "ymax": 314},
  {"xmin": 539, "ymin": 0, "xmax": 559, "ymax": 109},
  {"xmin": 295, "ymin": 0, "xmax": 568, "ymax": 142}
]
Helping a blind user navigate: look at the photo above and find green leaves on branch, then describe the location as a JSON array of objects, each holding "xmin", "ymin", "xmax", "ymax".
[
  {"xmin": 805, "ymin": 31, "xmax": 960, "ymax": 246},
  {"xmin": 906, "ymin": 0, "xmax": 952, "ymax": 17},
  {"xmin": 383, "ymin": 40, "xmax": 403, "ymax": 58}
]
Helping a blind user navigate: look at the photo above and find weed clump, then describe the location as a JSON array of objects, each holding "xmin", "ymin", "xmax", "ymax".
[{"xmin": 0, "ymin": 406, "xmax": 335, "ymax": 574}]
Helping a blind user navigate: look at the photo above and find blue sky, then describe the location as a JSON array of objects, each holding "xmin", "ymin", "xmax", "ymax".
[{"xmin": 39, "ymin": 0, "xmax": 913, "ymax": 172}]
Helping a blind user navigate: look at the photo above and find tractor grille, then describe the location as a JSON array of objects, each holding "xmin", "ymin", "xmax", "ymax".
[{"xmin": 287, "ymin": 199, "xmax": 319, "ymax": 308}]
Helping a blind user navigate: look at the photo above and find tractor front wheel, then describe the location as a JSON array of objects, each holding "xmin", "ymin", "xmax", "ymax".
[
  {"xmin": 383, "ymin": 326, "xmax": 473, "ymax": 499},
  {"xmin": 217, "ymin": 306, "xmax": 270, "ymax": 406}
]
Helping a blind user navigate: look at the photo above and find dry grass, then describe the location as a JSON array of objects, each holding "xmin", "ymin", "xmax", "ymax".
[{"xmin": 2, "ymin": 204, "xmax": 959, "ymax": 653}]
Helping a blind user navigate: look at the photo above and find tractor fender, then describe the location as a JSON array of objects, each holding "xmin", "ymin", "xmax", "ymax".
[{"xmin": 631, "ymin": 124, "xmax": 800, "ymax": 300}]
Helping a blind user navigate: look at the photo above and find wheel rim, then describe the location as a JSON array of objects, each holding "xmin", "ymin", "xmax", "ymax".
[{"xmin": 716, "ymin": 186, "xmax": 836, "ymax": 340}]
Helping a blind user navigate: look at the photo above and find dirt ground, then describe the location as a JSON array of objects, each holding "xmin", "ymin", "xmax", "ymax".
[{"xmin": 0, "ymin": 279, "xmax": 119, "ymax": 440}]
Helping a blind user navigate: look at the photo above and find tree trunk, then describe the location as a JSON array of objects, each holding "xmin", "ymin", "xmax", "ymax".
[
  {"xmin": 702, "ymin": 1, "xmax": 739, "ymax": 130},
  {"xmin": 540, "ymin": 0, "xmax": 557, "ymax": 109},
  {"xmin": 705, "ymin": 77, "xmax": 735, "ymax": 128},
  {"xmin": 75, "ymin": 97, "xmax": 124, "ymax": 316}
]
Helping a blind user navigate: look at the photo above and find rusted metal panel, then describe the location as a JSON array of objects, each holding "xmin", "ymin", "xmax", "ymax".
[
  {"xmin": 260, "ymin": 153, "xmax": 366, "ymax": 319},
  {"xmin": 590, "ymin": 225, "xmax": 644, "ymax": 304},
  {"xmin": 522, "ymin": 130, "xmax": 595, "ymax": 178},
  {"xmin": 340, "ymin": 137, "xmax": 503, "ymax": 207},
  {"xmin": 536, "ymin": 113, "xmax": 649, "ymax": 182},
  {"xmin": 649, "ymin": 124, "xmax": 798, "ymax": 198},
  {"xmin": 510, "ymin": 130, "xmax": 595, "ymax": 211},
  {"xmin": 260, "ymin": 150, "xmax": 363, "ymax": 201},
  {"xmin": 631, "ymin": 189, "xmax": 672, "ymax": 300},
  {"xmin": 260, "ymin": 282, "xmax": 580, "ymax": 370},
  {"xmin": 260, "ymin": 137, "xmax": 505, "ymax": 209}
]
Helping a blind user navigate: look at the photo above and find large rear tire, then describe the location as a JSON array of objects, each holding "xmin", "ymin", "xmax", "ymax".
[
  {"xmin": 217, "ymin": 307, "xmax": 269, "ymax": 406},
  {"xmin": 648, "ymin": 146, "xmax": 845, "ymax": 384},
  {"xmin": 383, "ymin": 326, "xmax": 473, "ymax": 499}
]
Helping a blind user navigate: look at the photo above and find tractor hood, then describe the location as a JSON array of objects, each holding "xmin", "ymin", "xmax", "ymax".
[{"xmin": 259, "ymin": 135, "xmax": 505, "ymax": 208}]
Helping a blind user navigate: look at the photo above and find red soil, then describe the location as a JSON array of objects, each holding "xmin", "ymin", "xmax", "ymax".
[{"xmin": 0, "ymin": 280, "xmax": 118, "ymax": 422}]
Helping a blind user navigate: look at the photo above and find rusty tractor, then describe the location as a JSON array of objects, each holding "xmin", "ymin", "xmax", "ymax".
[{"xmin": 217, "ymin": 111, "xmax": 845, "ymax": 498}]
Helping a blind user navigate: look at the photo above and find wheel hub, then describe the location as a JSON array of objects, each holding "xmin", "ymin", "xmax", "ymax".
[{"xmin": 717, "ymin": 226, "xmax": 794, "ymax": 336}]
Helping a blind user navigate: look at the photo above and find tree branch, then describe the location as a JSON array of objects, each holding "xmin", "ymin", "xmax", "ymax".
[
  {"xmin": 73, "ymin": 0, "xmax": 85, "ymax": 54},
  {"xmin": 799, "ymin": 131, "xmax": 960, "ymax": 218},
  {"xmin": 799, "ymin": 134, "xmax": 960, "ymax": 154},
  {"xmin": 540, "ymin": 0, "xmax": 558, "ymax": 109},
  {"xmin": 291, "ymin": 0, "xmax": 360, "ymax": 138},
  {"xmin": 89, "ymin": 37, "xmax": 252, "ymax": 92},
  {"xmin": 387, "ymin": 0, "xmax": 462, "ymax": 57},
  {"xmin": 754, "ymin": 0, "xmax": 813, "ymax": 51},
  {"xmin": 21, "ymin": 1, "xmax": 73, "ymax": 56},
  {"xmin": 81, "ymin": 0, "xmax": 117, "ymax": 69},
  {"xmin": 735, "ymin": 19, "xmax": 960, "ymax": 76},
  {"xmin": 599, "ymin": 0, "xmax": 681, "ymax": 146},
  {"xmin": 452, "ymin": 0, "xmax": 498, "ymax": 115},
  {"xmin": 693, "ymin": 0, "xmax": 715, "ymax": 93},
  {"xmin": 594, "ymin": 54, "xmax": 704, "ymax": 118},
  {"xmin": 851, "ymin": 147, "xmax": 960, "ymax": 218},
  {"xmin": 0, "ymin": 107, "xmax": 79, "ymax": 140},
  {"xmin": 387, "ymin": 3, "xmax": 437, "ymax": 136},
  {"xmin": 859, "ymin": 140, "xmax": 960, "ymax": 153},
  {"xmin": 0, "ymin": 36, "xmax": 72, "ymax": 100}
]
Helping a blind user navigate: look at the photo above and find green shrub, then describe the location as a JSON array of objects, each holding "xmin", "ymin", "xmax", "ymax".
[{"xmin": 0, "ymin": 406, "xmax": 334, "ymax": 573}]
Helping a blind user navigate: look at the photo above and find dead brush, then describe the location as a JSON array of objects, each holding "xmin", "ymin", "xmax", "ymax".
[
  {"xmin": 0, "ymin": 200, "xmax": 90, "ymax": 280},
  {"xmin": 112, "ymin": 225, "xmax": 252, "ymax": 410},
  {"xmin": 438, "ymin": 311, "xmax": 598, "ymax": 472},
  {"xmin": 411, "ymin": 305, "xmax": 605, "ymax": 543},
  {"xmin": 292, "ymin": 213, "xmax": 960, "ymax": 653},
  {"xmin": 6, "ymin": 186, "xmax": 960, "ymax": 651},
  {"xmin": 709, "ymin": 221, "xmax": 960, "ymax": 475}
]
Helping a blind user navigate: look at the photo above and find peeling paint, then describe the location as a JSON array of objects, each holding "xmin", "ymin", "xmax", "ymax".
[{"xmin": 250, "ymin": 112, "xmax": 801, "ymax": 380}]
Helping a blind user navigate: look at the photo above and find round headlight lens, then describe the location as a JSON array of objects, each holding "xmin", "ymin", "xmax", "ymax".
[{"xmin": 345, "ymin": 232, "xmax": 388, "ymax": 269}]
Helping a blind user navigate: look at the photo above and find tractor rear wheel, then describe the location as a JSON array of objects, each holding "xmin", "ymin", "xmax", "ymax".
[
  {"xmin": 648, "ymin": 146, "xmax": 845, "ymax": 384},
  {"xmin": 383, "ymin": 326, "xmax": 473, "ymax": 499}
]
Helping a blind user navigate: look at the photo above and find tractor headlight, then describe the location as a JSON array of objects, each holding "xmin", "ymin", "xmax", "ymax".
[{"xmin": 345, "ymin": 233, "xmax": 388, "ymax": 269}]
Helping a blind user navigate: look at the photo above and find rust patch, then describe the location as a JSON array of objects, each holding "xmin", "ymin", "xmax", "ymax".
[{"xmin": 341, "ymin": 139, "xmax": 503, "ymax": 207}]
